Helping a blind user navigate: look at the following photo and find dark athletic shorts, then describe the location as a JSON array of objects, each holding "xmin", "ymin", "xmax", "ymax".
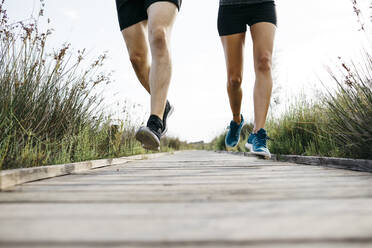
[
  {"xmin": 116, "ymin": 0, "xmax": 182, "ymax": 31},
  {"xmin": 218, "ymin": 2, "xmax": 277, "ymax": 36}
]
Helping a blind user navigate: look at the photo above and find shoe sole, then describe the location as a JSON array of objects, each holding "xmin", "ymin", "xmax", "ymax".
[
  {"xmin": 135, "ymin": 127, "xmax": 160, "ymax": 151},
  {"xmin": 251, "ymin": 151, "xmax": 271, "ymax": 159},
  {"xmin": 245, "ymin": 143, "xmax": 271, "ymax": 159},
  {"xmin": 245, "ymin": 143, "xmax": 252, "ymax": 151},
  {"xmin": 161, "ymin": 104, "xmax": 174, "ymax": 136}
]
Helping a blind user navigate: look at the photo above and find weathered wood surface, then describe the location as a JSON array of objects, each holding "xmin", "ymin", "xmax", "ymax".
[
  {"xmin": 0, "ymin": 150, "xmax": 372, "ymax": 248},
  {"xmin": 0, "ymin": 153, "xmax": 168, "ymax": 190}
]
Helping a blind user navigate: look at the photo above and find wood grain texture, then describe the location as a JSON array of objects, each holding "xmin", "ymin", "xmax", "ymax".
[{"xmin": 0, "ymin": 151, "xmax": 372, "ymax": 248}]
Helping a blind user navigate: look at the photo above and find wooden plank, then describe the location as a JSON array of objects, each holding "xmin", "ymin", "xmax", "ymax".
[{"xmin": 0, "ymin": 150, "xmax": 371, "ymax": 247}]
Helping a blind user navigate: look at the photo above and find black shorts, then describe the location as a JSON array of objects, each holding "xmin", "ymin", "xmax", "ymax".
[
  {"xmin": 116, "ymin": 0, "xmax": 182, "ymax": 31},
  {"xmin": 218, "ymin": 2, "xmax": 277, "ymax": 36}
]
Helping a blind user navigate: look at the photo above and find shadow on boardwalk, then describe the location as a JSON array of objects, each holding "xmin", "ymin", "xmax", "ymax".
[{"xmin": 1, "ymin": 150, "xmax": 372, "ymax": 248}]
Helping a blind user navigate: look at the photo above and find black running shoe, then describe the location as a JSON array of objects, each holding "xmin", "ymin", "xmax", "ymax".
[
  {"xmin": 162, "ymin": 100, "xmax": 174, "ymax": 136},
  {"xmin": 136, "ymin": 115, "xmax": 163, "ymax": 151}
]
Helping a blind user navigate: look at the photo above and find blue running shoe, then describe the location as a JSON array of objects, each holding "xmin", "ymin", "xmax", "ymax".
[
  {"xmin": 245, "ymin": 132, "xmax": 256, "ymax": 152},
  {"xmin": 225, "ymin": 115, "xmax": 244, "ymax": 148},
  {"xmin": 249, "ymin": 128, "xmax": 271, "ymax": 159}
]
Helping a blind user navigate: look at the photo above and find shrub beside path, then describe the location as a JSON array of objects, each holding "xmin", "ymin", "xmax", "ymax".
[{"xmin": 0, "ymin": 150, "xmax": 372, "ymax": 247}]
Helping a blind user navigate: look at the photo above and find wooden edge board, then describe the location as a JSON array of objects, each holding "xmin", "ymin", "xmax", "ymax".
[
  {"xmin": 0, "ymin": 152, "xmax": 170, "ymax": 190},
  {"xmin": 216, "ymin": 150, "xmax": 372, "ymax": 173}
]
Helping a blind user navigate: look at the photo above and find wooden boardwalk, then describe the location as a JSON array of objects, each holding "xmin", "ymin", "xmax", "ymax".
[{"xmin": 1, "ymin": 150, "xmax": 372, "ymax": 248}]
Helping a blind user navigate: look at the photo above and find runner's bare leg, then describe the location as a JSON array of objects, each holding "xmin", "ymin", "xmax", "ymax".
[
  {"xmin": 220, "ymin": 32, "xmax": 246, "ymax": 124},
  {"xmin": 250, "ymin": 22, "xmax": 276, "ymax": 133},
  {"xmin": 122, "ymin": 20, "xmax": 151, "ymax": 93},
  {"xmin": 147, "ymin": 2, "xmax": 177, "ymax": 120}
]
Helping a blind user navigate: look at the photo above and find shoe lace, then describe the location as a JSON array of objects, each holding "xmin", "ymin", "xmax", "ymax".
[
  {"xmin": 148, "ymin": 117, "xmax": 163, "ymax": 136},
  {"xmin": 255, "ymin": 134, "xmax": 270, "ymax": 148}
]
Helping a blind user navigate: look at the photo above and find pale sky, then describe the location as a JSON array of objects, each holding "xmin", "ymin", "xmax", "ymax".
[{"xmin": 5, "ymin": 0, "xmax": 372, "ymax": 142}]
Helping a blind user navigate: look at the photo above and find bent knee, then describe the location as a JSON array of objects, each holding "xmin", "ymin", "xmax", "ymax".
[
  {"xmin": 149, "ymin": 27, "xmax": 168, "ymax": 51},
  {"xmin": 255, "ymin": 53, "xmax": 272, "ymax": 72},
  {"xmin": 227, "ymin": 75, "xmax": 242, "ymax": 89}
]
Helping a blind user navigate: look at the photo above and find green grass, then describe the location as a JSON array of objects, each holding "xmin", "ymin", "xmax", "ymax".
[
  {"xmin": 0, "ymin": 0, "xmax": 189, "ymax": 170},
  {"xmin": 266, "ymin": 98, "xmax": 338, "ymax": 157},
  {"xmin": 321, "ymin": 57, "xmax": 372, "ymax": 159}
]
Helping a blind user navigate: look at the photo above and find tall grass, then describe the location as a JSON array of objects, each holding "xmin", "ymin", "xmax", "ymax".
[
  {"xmin": 0, "ymin": 0, "xmax": 187, "ymax": 170},
  {"xmin": 266, "ymin": 99, "xmax": 338, "ymax": 157},
  {"xmin": 268, "ymin": 55, "xmax": 372, "ymax": 159},
  {"xmin": 0, "ymin": 0, "xmax": 110, "ymax": 169},
  {"xmin": 322, "ymin": 56, "xmax": 372, "ymax": 159}
]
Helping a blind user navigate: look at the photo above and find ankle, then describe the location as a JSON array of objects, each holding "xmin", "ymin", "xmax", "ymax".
[
  {"xmin": 253, "ymin": 127, "xmax": 265, "ymax": 134},
  {"xmin": 233, "ymin": 114, "xmax": 242, "ymax": 124},
  {"xmin": 150, "ymin": 113, "xmax": 163, "ymax": 121}
]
